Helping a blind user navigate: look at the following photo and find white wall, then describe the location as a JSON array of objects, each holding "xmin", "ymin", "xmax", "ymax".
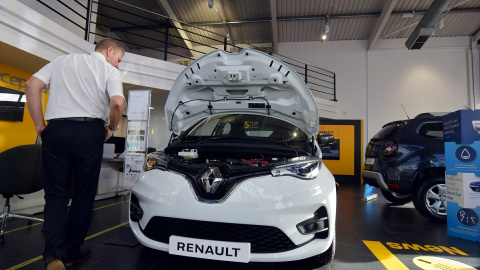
[
  {"xmin": 279, "ymin": 40, "xmax": 368, "ymax": 121},
  {"xmin": 367, "ymin": 38, "xmax": 472, "ymax": 140},
  {"xmin": 278, "ymin": 37, "xmax": 479, "ymax": 147}
]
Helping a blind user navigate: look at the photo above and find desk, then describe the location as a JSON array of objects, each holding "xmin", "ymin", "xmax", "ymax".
[{"xmin": 98, "ymin": 158, "xmax": 124, "ymax": 197}]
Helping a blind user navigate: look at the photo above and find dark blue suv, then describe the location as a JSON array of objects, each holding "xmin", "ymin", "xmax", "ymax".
[{"xmin": 363, "ymin": 113, "xmax": 447, "ymax": 222}]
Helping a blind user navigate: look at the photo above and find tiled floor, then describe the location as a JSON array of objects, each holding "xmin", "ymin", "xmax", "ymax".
[{"xmin": 1, "ymin": 184, "xmax": 479, "ymax": 270}]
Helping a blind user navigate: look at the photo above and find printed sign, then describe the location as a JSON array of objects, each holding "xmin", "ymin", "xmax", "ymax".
[
  {"xmin": 124, "ymin": 152, "xmax": 145, "ymax": 183},
  {"xmin": 169, "ymin": 235, "xmax": 250, "ymax": 263},
  {"xmin": 445, "ymin": 142, "xmax": 480, "ymax": 176},
  {"xmin": 443, "ymin": 110, "xmax": 480, "ymax": 144}
]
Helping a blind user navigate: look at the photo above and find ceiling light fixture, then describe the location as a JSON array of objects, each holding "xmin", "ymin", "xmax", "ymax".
[
  {"xmin": 438, "ymin": 18, "xmax": 444, "ymax": 29},
  {"xmin": 322, "ymin": 15, "xmax": 330, "ymax": 40},
  {"xmin": 208, "ymin": 0, "xmax": 214, "ymax": 9},
  {"xmin": 321, "ymin": 0, "xmax": 334, "ymax": 41},
  {"xmin": 401, "ymin": 12, "xmax": 415, "ymax": 18}
]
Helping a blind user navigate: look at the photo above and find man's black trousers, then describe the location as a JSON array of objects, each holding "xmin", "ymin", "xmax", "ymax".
[{"xmin": 41, "ymin": 119, "xmax": 105, "ymax": 262}]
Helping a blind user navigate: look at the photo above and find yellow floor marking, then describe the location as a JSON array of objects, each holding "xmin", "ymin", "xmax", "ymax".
[
  {"xmin": 5, "ymin": 200, "xmax": 129, "ymax": 270},
  {"xmin": 4, "ymin": 200, "xmax": 128, "ymax": 235},
  {"xmin": 6, "ymin": 256, "xmax": 43, "ymax": 270},
  {"xmin": 363, "ymin": 240, "xmax": 409, "ymax": 270},
  {"xmin": 84, "ymin": 221, "xmax": 129, "ymax": 240},
  {"xmin": 93, "ymin": 200, "xmax": 128, "ymax": 211},
  {"xmin": 3, "ymin": 223, "xmax": 42, "ymax": 235},
  {"xmin": 6, "ymin": 221, "xmax": 130, "ymax": 270}
]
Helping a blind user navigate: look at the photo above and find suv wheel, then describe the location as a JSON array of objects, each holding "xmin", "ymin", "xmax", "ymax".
[
  {"xmin": 380, "ymin": 190, "xmax": 413, "ymax": 205},
  {"xmin": 413, "ymin": 177, "xmax": 447, "ymax": 222}
]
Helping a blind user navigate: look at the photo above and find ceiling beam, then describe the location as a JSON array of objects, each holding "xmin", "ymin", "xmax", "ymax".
[
  {"xmin": 270, "ymin": 0, "xmax": 278, "ymax": 54},
  {"xmin": 157, "ymin": 0, "xmax": 194, "ymax": 57},
  {"xmin": 474, "ymin": 28, "xmax": 480, "ymax": 44},
  {"xmin": 368, "ymin": 0, "xmax": 398, "ymax": 50},
  {"xmin": 184, "ymin": 7, "xmax": 480, "ymax": 26}
]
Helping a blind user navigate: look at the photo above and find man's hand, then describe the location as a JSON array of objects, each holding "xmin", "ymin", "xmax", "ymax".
[{"xmin": 105, "ymin": 127, "xmax": 115, "ymax": 142}]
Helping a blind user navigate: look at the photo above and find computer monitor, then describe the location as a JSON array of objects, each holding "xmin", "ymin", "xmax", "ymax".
[{"xmin": 105, "ymin": 136, "xmax": 126, "ymax": 154}]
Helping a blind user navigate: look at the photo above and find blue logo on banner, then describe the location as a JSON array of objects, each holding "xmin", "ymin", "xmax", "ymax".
[
  {"xmin": 457, "ymin": 208, "xmax": 479, "ymax": 227},
  {"xmin": 455, "ymin": 146, "xmax": 477, "ymax": 163}
]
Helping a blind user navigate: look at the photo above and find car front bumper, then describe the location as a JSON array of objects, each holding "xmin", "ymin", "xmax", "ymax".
[{"xmin": 129, "ymin": 165, "xmax": 337, "ymax": 262}]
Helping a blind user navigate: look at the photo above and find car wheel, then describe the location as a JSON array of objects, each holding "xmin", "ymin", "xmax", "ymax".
[
  {"xmin": 306, "ymin": 236, "xmax": 335, "ymax": 267},
  {"xmin": 380, "ymin": 189, "xmax": 413, "ymax": 205},
  {"xmin": 413, "ymin": 176, "xmax": 447, "ymax": 222}
]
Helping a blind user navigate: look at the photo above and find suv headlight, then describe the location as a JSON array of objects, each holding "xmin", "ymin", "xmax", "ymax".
[
  {"xmin": 271, "ymin": 157, "xmax": 321, "ymax": 180},
  {"xmin": 144, "ymin": 152, "xmax": 170, "ymax": 171}
]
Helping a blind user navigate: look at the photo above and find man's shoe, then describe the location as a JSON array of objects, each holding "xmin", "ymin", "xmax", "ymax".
[
  {"xmin": 65, "ymin": 248, "xmax": 91, "ymax": 267},
  {"xmin": 46, "ymin": 260, "xmax": 66, "ymax": 270}
]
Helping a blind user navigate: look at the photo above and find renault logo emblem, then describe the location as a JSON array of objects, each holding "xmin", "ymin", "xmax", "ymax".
[{"xmin": 201, "ymin": 167, "xmax": 223, "ymax": 193}]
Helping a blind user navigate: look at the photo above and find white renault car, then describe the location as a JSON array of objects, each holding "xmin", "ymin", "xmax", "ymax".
[{"xmin": 129, "ymin": 48, "xmax": 337, "ymax": 267}]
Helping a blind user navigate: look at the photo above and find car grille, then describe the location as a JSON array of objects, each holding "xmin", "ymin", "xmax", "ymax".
[{"xmin": 141, "ymin": 216, "xmax": 300, "ymax": 253}]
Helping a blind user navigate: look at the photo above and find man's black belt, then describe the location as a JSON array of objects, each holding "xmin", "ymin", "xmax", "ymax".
[{"xmin": 48, "ymin": 117, "xmax": 104, "ymax": 124}]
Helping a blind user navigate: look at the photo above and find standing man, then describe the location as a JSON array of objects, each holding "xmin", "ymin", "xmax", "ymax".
[{"xmin": 25, "ymin": 38, "xmax": 126, "ymax": 270}]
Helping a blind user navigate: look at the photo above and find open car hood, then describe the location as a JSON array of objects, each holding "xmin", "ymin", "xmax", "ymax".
[{"xmin": 165, "ymin": 48, "xmax": 319, "ymax": 137}]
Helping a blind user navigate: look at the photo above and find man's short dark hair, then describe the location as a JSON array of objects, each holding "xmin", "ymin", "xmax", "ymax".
[{"xmin": 95, "ymin": 38, "xmax": 125, "ymax": 54}]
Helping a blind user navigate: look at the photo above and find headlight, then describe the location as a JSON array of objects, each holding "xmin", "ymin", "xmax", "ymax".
[
  {"xmin": 271, "ymin": 157, "xmax": 321, "ymax": 180},
  {"xmin": 144, "ymin": 151, "xmax": 170, "ymax": 171}
]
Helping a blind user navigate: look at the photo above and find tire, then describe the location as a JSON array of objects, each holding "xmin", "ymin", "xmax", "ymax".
[
  {"xmin": 413, "ymin": 176, "xmax": 447, "ymax": 222},
  {"xmin": 380, "ymin": 189, "xmax": 413, "ymax": 205},
  {"xmin": 306, "ymin": 236, "xmax": 335, "ymax": 267}
]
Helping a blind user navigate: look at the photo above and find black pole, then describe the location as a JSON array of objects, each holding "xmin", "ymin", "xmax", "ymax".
[
  {"xmin": 333, "ymin": 74, "xmax": 337, "ymax": 101},
  {"xmin": 164, "ymin": 25, "xmax": 169, "ymax": 61},
  {"xmin": 224, "ymin": 37, "xmax": 227, "ymax": 51},
  {"xmin": 85, "ymin": 0, "xmax": 92, "ymax": 41},
  {"xmin": 304, "ymin": 64, "xmax": 308, "ymax": 84}
]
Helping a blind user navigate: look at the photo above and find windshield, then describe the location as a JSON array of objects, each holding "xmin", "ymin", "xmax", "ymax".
[{"xmin": 182, "ymin": 114, "xmax": 308, "ymax": 142}]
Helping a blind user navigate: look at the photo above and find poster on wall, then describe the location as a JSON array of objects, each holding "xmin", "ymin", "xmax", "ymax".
[{"xmin": 124, "ymin": 152, "xmax": 145, "ymax": 183}]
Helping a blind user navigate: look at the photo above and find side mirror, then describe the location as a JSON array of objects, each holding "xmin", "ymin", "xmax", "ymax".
[{"xmin": 317, "ymin": 133, "xmax": 334, "ymax": 146}]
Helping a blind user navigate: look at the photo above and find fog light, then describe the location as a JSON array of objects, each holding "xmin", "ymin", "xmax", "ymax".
[
  {"xmin": 297, "ymin": 217, "xmax": 327, "ymax": 234},
  {"xmin": 297, "ymin": 206, "xmax": 329, "ymax": 236},
  {"xmin": 130, "ymin": 193, "xmax": 144, "ymax": 222}
]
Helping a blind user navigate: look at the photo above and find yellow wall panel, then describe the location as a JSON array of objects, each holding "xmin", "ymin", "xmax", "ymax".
[
  {"xmin": 321, "ymin": 125, "xmax": 355, "ymax": 176},
  {"xmin": 320, "ymin": 120, "xmax": 363, "ymax": 184},
  {"xmin": 0, "ymin": 62, "xmax": 46, "ymax": 152}
]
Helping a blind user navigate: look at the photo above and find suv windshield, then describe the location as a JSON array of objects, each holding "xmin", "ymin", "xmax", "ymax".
[{"xmin": 183, "ymin": 114, "xmax": 308, "ymax": 142}]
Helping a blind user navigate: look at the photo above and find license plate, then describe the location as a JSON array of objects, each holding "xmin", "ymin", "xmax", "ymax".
[
  {"xmin": 365, "ymin": 158, "xmax": 375, "ymax": 165},
  {"xmin": 169, "ymin": 235, "xmax": 251, "ymax": 263}
]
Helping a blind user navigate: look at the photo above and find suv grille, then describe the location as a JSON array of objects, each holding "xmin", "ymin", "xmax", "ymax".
[{"xmin": 141, "ymin": 216, "xmax": 299, "ymax": 253}]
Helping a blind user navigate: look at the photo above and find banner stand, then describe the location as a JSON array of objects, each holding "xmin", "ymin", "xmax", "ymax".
[{"xmin": 117, "ymin": 90, "xmax": 151, "ymax": 196}]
